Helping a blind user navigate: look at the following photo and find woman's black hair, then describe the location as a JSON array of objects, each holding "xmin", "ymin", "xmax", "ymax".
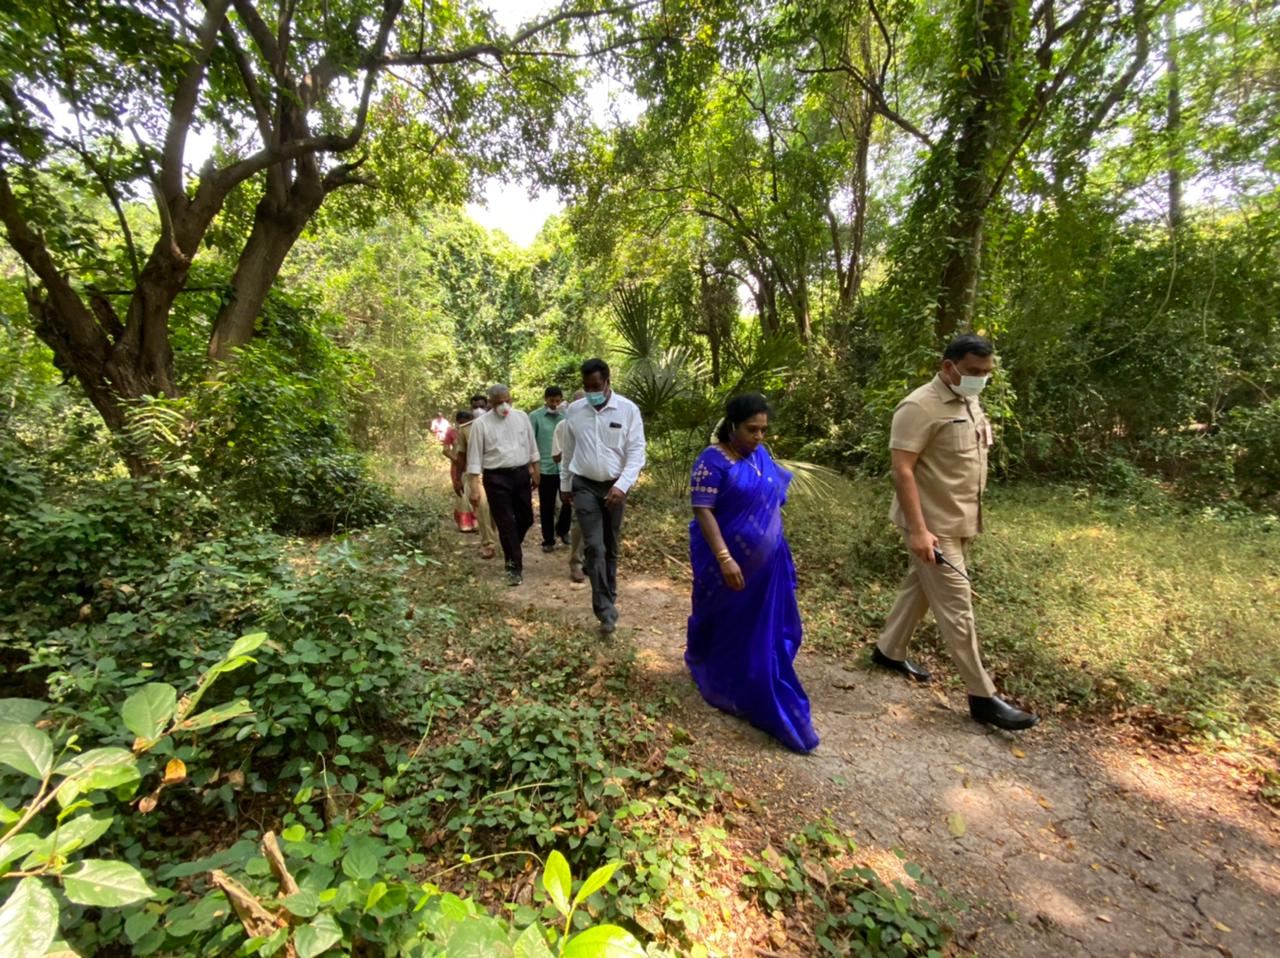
[
  {"xmin": 455, "ymin": 409, "xmax": 473, "ymax": 424},
  {"xmin": 716, "ymin": 392, "xmax": 771, "ymax": 443}
]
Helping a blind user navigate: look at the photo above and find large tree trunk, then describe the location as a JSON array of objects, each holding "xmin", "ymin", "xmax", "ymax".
[
  {"xmin": 836, "ymin": 20, "xmax": 875, "ymax": 311},
  {"xmin": 1164, "ymin": 9, "xmax": 1184, "ymax": 230},
  {"xmin": 208, "ymin": 178, "xmax": 327, "ymax": 359},
  {"xmin": 935, "ymin": 0, "xmax": 1018, "ymax": 340}
]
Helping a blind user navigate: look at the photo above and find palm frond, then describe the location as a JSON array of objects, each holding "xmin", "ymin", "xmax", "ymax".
[
  {"xmin": 611, "ymin": 284, "xmax": 664, "ymax": 361},
  {"xmin": 721, "ymin": 330, "xmax": 803, "ymax": 397},
  {"xmin": 623, "ymin": 346, "xmax": 708, "ymax": 420},
  {"xmin": 775, "ymin": 457, "xmax": 840, "ymax": 499}
]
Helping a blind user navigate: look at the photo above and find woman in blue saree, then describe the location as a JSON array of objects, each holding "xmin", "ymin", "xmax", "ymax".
[{"xmin": 685, "ymin": 394, "xmax": 819, "ymax": 753}]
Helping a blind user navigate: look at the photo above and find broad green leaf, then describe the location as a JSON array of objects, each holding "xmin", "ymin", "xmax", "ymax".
[
  {"xmin": 184, "ymin": 656, "xmax": 257, "ymax": 719},
  {"xmin": 445, "ymin": 918, "xmax": 508, "ymax": 957},
  {"xmin": 341, "ymin": 842, "xmax": 379, "ymax": 881},
  {"xmin": 0, "ymin": 878, "xmax": 59, "ymax": 958},
  {"xmin": 53, "ymin": 749, "xmax": 139, "ymax": 807},
  {"xmin": 0, "ymin": 834, "xmax": 43, "ymax": 872},
  {"xmin": 121, "ymin": 684, "xmax": 177, "ymax": 745},
  {"xmin": 21, "ymin": 811, "xmax": 113, "ymax": 866},
  {"xmin": 541, "ymin": 850, "xmax": 571, "ymax": 917},
  {"xmin": 52, "ymin": 811, "xmax": 114, "ymax": 855},
  {"xmin": 0, "ymin": 724, "xmax": 53, "ymax": 780},
  {"xmin": 224, "ymin": 633, "xmax": 268, "ymax": 662},
  {"xmin": 562, "ymin": 925, "xmax": 646, "ymax": 958},
  {"xmin": 293, "ymin": 913, "xmax": 341, "ymax": 958},
  {"xmin": 513, "ymin": 923, "xmax": 556, "ymax": 958},
  {"xmin": 946, "ymin": 813, "xmax": 966, "ymax": 838},
  {"xmin": 437, "ymin": 893, "xmax": 471, "ymax": 922},
  {"xmin": 42, "ymin": 939, "xmax": 79, "ymax": 958},
  {"xmin": 282, "ymin": 890, "xmax": 319, "ymax": 918},
  {"xmin": 572, "ymin": 861, "xmax": 620, "ymax": 909},
  {"xmin": 0, "ymin": 803, "xmax": 17, "ymax": 825},
  {"xmin": 61, "ymin": 859, "xmax": 155, "ymax": 907},
  {"xmin": 53, "ymin": 747, "xmax": 134, "ymax": 779},
  {"xmin": 0, "ymin": 700, "xmax": 46, "ymax": 725},
  {"xmin": 178, "ymin": 699, "xmax": 253, "ymax": 732},
  {"xmin": 363, "ymin": 882, "xmax": 387, "ymax": 913},
  {"xmin": 123, "ymin": 908, "xmax": 159, "ymax": 943}
]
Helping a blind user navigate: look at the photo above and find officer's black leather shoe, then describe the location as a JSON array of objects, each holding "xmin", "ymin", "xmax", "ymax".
[
  {"xmin": 871, "ymin": 647, "xmax": 932, "ymax": 683},
  {"xmin": 968, "ymin": 695, "xmax": 1040, "ymax": 731}
]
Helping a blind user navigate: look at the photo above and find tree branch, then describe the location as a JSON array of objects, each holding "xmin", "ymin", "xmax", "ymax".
[
  {"xmin": 384, "ymin": 1, "xmax": 650, "ymax": 68},
  {"xmin": 797, "ymin": 64, "xmax": 934, "ymax": 148},
  {"xmin": 0, "ymin": 166, "xmax": 111, "ymax": 359},
  {"xmin": 161, "ymin": 0, "xmax": 233, "ymax": 201}
]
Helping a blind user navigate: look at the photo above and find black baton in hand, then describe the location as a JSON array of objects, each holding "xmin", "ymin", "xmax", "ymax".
[{"xmin": 933, "ymin": 548, "xmax": 984, "ymax": 600}]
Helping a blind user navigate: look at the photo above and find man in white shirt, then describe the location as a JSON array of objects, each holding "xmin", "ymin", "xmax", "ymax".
[
  {"xmin": 467, "ymin": 384, "xmax": 539, "ymax": 586},
  {"xmin": 559, "ymin": 359, "xmax": 646, "ymax": 633}
]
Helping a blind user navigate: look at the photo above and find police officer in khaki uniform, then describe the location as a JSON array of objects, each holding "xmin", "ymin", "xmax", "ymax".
[{"xmin": 873, "ymin": 334, "xmax": 1039, "ymax": 731}]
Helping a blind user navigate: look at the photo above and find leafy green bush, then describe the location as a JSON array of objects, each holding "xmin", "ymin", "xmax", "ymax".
[
  {"xmin": 741, "ymin": 821, "xmax": 958, "ymax": 957},
  {"xmin": 0, "ymin": 651, "xmax": 646, "ymax": 958},
  {"xmin": 0, "ymin": 635, "xmax": 268, "ymax": 957},
  {"xmin": 187, "ymin": 291, "xmax": 393, "ymax": 534}
]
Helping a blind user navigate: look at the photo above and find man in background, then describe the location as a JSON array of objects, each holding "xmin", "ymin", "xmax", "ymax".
[
  {"xmin": 467, "ymin": 384, "xmax": 538, "ymax": 586},
  {"xmin": 559, "ymin": 359, "xmax": 646, "ymax": 633},
  {"xmin": 530, "ymin": 386, "xmax": 572, "ymax": 553},
  {"xmin": 430, "ymin": 411, "xmax": 450, "ymax": 443}
]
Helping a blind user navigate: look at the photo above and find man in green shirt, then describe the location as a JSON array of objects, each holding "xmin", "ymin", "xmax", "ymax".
[{"xmin": 530, "ymin": 386, "xmax": 572, "ymax": 552}]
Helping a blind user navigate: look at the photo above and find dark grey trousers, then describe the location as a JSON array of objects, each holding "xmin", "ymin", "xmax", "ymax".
[{"xmin": 572, "ymin": 476, "xmax": 625, "ymax": 623}]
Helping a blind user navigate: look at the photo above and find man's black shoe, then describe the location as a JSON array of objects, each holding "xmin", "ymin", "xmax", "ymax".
[
  {"xmin": 559, "ymin": 534, "xmax": 572, "ymax": 546},
  {"xmin": 871, "ymin": 646, "xmax": 932, "ymax": 683},
  {"xmin": 541, "ymin": 542, "xmax": 555, "ymax": 553},
  {"xmin": 968, "ymin": 695, "xmax": 1040, "ymax": 731}
]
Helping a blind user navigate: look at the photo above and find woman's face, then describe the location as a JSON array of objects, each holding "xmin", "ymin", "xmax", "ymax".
[{"xmin": 733, "ymin": 413, "xmax": 769, "ymax": 453}]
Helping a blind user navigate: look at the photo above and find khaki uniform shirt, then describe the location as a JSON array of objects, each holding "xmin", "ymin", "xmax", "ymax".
[
  {"xmin": 888, "ymin": 374, "xmax": 991, "ymax": 538},
  {"xmin": 454, "ymin": 420, "xmax": 472, "ymax": 461}
]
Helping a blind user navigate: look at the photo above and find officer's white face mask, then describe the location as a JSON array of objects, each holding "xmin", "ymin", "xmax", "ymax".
[
  {"xmin": 496, "ymin": 402, "xmax": 512, "ymax": 417},
  {"xmin": 954, "ymin": 375, "xmax": 990, "ymax": 398}
]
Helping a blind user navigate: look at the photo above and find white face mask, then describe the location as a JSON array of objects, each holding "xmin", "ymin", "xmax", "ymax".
[
  {"xmin": 496, "ymin": 402, "xmax": 512, "ymax": 417},
  {"xmin": 953, "ymin": 374, "xmax": 990, "ymax": 398}
]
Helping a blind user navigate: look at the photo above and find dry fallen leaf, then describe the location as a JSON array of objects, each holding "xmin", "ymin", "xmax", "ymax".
[
  {"xmin": 947, "ymin": 812, "xmax": 966, "ymax": 838},
  {"xmin": 1212, "ymin": 920, "xmax": 1232, "ymax": 933},
  {"xmin": 1012, "ymin": 747, "xmax": 1027, "ymax": 759},
  {"xmin": 1097, "ymin": 914, "xmax": 1112, "ymax": 923}
]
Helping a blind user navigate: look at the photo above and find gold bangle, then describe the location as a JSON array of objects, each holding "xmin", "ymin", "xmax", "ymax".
[{"xmin": 715, "ymin": 548, "xmax": 732, "ymax": 563}]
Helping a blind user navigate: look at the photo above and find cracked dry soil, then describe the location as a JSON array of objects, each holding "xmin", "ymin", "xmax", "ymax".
[{"xmin": 465, "ymin": 532, "xmax": 1280, "ymax": 958}]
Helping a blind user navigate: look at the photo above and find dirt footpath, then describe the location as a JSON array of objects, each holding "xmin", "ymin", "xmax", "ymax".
[{"xmin": 468, "ymin": 535, "xmax": 1280, "ymax": 957}]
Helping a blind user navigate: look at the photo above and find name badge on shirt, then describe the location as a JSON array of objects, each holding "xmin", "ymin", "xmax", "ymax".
[
  {"xmin": 983, "ymin": 422, "xmax": 993, "ymax": 447},
  {"xmin": 609, "ymin": 422, "xmax": 622, "ymax": 429}
]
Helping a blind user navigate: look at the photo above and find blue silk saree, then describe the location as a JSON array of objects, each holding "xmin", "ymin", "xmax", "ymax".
[{"xmin": 685, "ymin": 445, "xmax": 819, "ymax": 753}]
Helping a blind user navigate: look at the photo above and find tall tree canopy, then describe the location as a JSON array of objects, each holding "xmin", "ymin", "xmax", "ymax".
[{"xmin": 0, "ymin": 0, "xmax": 665, "ymax": 469}]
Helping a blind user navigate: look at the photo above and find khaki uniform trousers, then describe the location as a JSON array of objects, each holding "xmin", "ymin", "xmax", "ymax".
[
  {"xmin": 878, "ymin": 534, "xmax": 996, "ymax": 697},
  {"xmin": 462, "ymin": 472, "xmax": 498, "ymax": 550}
]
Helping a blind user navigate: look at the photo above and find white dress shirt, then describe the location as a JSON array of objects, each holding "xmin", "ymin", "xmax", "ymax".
[
  {"xmin": 466, "ymin": 409, "xmax": 538, "ymax": 474},
  {"xmin": 551, "ymin": 418, "xmax": 567, "ymax": 459},
  {"xmin": 559, "ymin": 392, "xmax": 646, "ymax": 493}
]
